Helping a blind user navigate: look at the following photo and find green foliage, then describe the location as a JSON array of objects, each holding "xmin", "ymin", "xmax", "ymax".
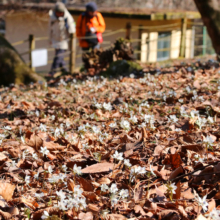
[{"xmin": 101, "ymin": 60, "xmax": 142, "ymax": 78}]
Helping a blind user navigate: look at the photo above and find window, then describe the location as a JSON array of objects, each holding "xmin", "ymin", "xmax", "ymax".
[{"xmin": 157, "ymin": 32, "xmax": 171, "ymax": 61}]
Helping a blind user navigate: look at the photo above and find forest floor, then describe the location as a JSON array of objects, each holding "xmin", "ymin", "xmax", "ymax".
[{"xmin": 0, "ymin": 58, "xmax": 220, "ymax": 219}]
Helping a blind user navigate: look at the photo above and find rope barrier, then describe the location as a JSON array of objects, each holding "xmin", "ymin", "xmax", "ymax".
[{"xmin": 12, "ymin": 39, "xmax": 28, "ymax": 46}]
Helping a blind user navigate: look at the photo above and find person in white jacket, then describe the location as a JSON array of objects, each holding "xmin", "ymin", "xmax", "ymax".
[{"xmin": 49, "ymin": 2, "xmax": 75, "ymax": 76}]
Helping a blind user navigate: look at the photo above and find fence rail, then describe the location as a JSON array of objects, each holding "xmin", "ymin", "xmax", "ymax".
[{"xmin": 11, "ymin": 18, "xmax": 215, "ymax": 74}]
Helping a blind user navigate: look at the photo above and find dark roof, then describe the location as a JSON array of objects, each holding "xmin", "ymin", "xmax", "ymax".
[{"xmin": 0, "ymin": 2, "xmax": 200, "ymax": 20}]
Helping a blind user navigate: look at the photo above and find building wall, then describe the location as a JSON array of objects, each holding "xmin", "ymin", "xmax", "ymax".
[
  {"xmin": 140, "ymin": 28, "xmax": 194, "ymax": 62},
  {"xmin": 170, "ymin": 30, "xmax": 181, "ymax": 59},
  {"xmin": 141, "ymin": 32, "xmax": 158, "ymax": 63}
]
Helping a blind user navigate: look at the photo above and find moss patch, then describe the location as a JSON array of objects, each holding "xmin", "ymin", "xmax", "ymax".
[{"xmin": 101, "ymin": 60, "xmax": 142, "ymax": 78}]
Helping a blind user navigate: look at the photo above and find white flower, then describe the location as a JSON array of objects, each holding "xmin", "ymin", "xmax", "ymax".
[
  {"xmin": 47, "ymin": 166, "xmax": 53, "ymax": 174},
  {"xmin": 190, "ymin": 110, "xmax": 199, "ymax": 118},
  {"xmin": 208, "ymin": 116, "xmax": 214, "ymax": 124},
  {"xmin": 32, "ymin": 153, "xmax": 38, "ymax": 160},
  {"xmin": 41, "ymin": 211, "xmax": 50, "ymax": 220},
  {"xmin": 3, "ymin": 126, "xmax": 12, "ymax": 131},
  {"xmin": 130, "ymin": 166, "xmax": 146, "ymax": 182},
  {"xmin": 39, "ymin": 123, "xmax": 47, "ymax": 132},
  {"xmin": 111, "ymin": 194, "xmax": 119, "ymax": 207},
  {"xmin": 124, "ymin": 159, "xmax": 131, "ymax": 167},
  {"xmin": 56, "ymin": 190, "xmax": 66, "ymax": 201},
  {"xmin": 78, "ymin": 125, "xmax": 87, "ymax": 134},
  {"xmin": 40, "ymin": 147, "xmax": 49, "ymax": 157},
  {"xmin": 119, "ymin": 189, "xmax": 129, "ymax": 199},
  {"xmin": 35, "ymin": 192, "xmax": 44, "ymax": 200},
  {"xmin": 94, "ymin": 102, "xmax": 102, "ymax": 109},
  {"xmin": 150, "ymin": 165, "xmax": 156, "ymax": 177},
  {"xmin": 204, "ymin": 135, "xmax": 214, "ymax": 146},
  {"xmin": 73, "ymin": 164, "xmax": 82, "ymax": 175},
  {"xmin": 73, "ymin": 185, "xmax": 83, "ymax": 198},
  {"xmin": 140, "ymin": 101, "xmax": 149, "ymax": 108},
  {"xmin": 25, "ymin": 176, "xmax": 31, "ymax": 185},
  {"xmin": 110, "ymin": 183, "xmax": 118, "ymax": 194},
  {"xmin": 22, "ymin": 149, "xmax": 29, "ymax": 160},
  {"xmin": 168, "ymin": 115, "xmax": 178, "ymax": 123},
  {"xmin": 78, "ymin": 197, "xmax": 87, "ymax": 209},
  {"xmin": 186, "ymin": 86, "xmax": 191, "ymax": 93},
  {"xmin": 51, "ymin": 115, "xmax": 55, "ymax": 121},
  {"xmin": 48, "ymin": 175, "xmax": 60, "ymax": 183},
  {"xmin": 129, "ymin": 115, "xmax": 138, "ymax": 124},
  {"xmin": 166, "ymin": 183, "xmax": 177, "ymax": 194},
  {"xmin": 21, "ymin": 136, "xmax": 25, "ymax": 144},
  {"xmin": 9, "ymin": 161, "xmax": 17, "ymax": 167},
  {"xmin": 35, "ymin": 110, "xmax": 40, "ymax": 117},
  {"xmin": 206, "ymin": 207, "xmax": 220, "ymax": 219},
  {"xmin": 54, "ymin": 128, "xmax": 61, "ymax": 138},
  {"xmin": 196, "ymin": 116, "xmax": 207, "ymax": 129},
  {"xmin": 62, "ymin": 165, "xmax": 67, "ymax": 173},
  {"xmin": 112, "ymin": 151, "xmax": 124, "ymax": 161},
  {"xmin": 103, "ymin": 102, "xmax": 112, "ymax": 111},
  {"xmin": 178, "ymin": 99, "xmax": 184, "ymax": 103},
  {"xmin": 91, "ymin": 126, "xmax": 100, "ymax": 134},
  {"xmin": 58, "ymin": 173, "xmax": 66, "ymax": 182},
  {"xmin": 101, "ymin": 184, "xmax": 109, "ymax": 192},
  {"xmin": 109, "ymin": 122, "xmax": 117, "ymax": 128},
  {"xmin": 180, "ymin": 106, "xmax": 188, "ymax": 117},
  {"xmin": 66, "ymin": 121, "xmax": 71, "ymax": 128},
  {"xmin": 194, "ymin": 192, "xmax": 209, "ymax": 212},
  {"xmin": 57, "ymin": 200, "xmax": 67, "ymax": 211},
  {"xmin": 120, "ymin": 119, "xmax": 130, "ymax": 131},
  {"xmin": 34, "ymin": 172, "xmax": 39, "ymax": 180}
]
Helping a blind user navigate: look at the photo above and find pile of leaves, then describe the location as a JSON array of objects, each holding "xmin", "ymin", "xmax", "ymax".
[
  {"xmin": 1, "ymin": 58, "xmax": 220, "ymax": 219},
  {"xmin": 82, "ymin": 38, "xmax": 134, "ymax": 75}
]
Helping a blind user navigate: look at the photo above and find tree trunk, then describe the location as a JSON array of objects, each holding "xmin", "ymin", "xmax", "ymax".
[
  {"xmin": 193, "ymin": 0, "xmax": 220, "ymax": 57},
  {"xmin": 0, "ymin": 35, "xmax": 44, "ymax": 86}
]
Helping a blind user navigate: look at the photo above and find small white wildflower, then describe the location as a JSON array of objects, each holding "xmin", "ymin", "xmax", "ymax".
[
  {"xmin": 73, "ymin": 164, "xmax": 82, "ymax": 175},
  {"xmin": 204, "ymin": 135, "xmax": 215, "ymax": 146},
  {"xmin": 25, "ymin": 175, "xmax": 31, "ymax": 185},
  {"xmin": 124, "ymin": 159, "xmax": 131, "ymax": 167},
  {"xmin": 35, "ymin": 192, "xmax": 44, "ymax": 200},
  {"xmin": 41, "ymin": 211, "xmax": 50, "ymax": 220},
  {"xmin": 119, "ymin": 189, "xmax": 129, "ymax": 199},
  {"xmin": 103, "ymin": 102, "xmax": 112, "ymax": 111},
  {"xmin": 110, "ymin": 194, "xmax": 119, "ymax": 207},
  {"xmin": 32, "ymin": 153, "xmax": 38, "ymax": 160},
  {"xmin": 129, "ymin": 115, "xmax": 138, "ymax": 124},
  {"xmin": 168, "ymin": 115, "xmax": 178, "ymax": 123},
  {"xmin": 150, "ymin": 165, "xmax": 156, "ymax": 177},
  {"xmin": 205, "ymin": 207, "xmax": 220, "ymax": 219},
  {"xmin": 40, "ymin": 147, "xmax": 49, "ymax": 157},
  {"xmin": 112, "ymin": 151, "xmax": 124, "ymax": 161},
  {"xmin": 47, "ymin": 166, "xmax": 53, "ymax": 174},
  {"xmin": 194, "ymin": 191, "xmax": 209, "ymax": 212},
  {"xmin": 120, "ymin": 119, "xmax": 130, "ymax": 131},
  {"xmin": 101, "ymin": 184, "xmax": 109, "ymax": 192},
  {"xmin": 3, "ymin": 126, "xmax": 12, "ymax": 131},
  {"xmin": 110, "ymin": 183, "xmax": 118, "ymax": 194}
]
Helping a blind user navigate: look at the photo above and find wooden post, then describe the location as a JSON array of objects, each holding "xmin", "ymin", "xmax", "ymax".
[
  {"xmin": 138, "ymin": 25, "xmax": 143, "ymax": 60},
  {"xmin": 29, "ymin": 34, "xmax": 35, "ymax": 71},
  {"xmin": 69, "ymin": 33, "xmax": 76, "ymax": 74},
  {"xmin": 125, "ymin": 22, "xmax": 131, "ymax": 40},
  {"xmin": 203, "ymin": 26, "xmax": 207, "ymax": 56},
  {"xmin": 179, "ymin": 17, "xmax": 187, "ymax": 58}
]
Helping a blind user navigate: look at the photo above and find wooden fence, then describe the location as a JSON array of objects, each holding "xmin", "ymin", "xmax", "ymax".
[{"xmin": 11, "ymin": 18, "xmax": 214, "ymax": 74}]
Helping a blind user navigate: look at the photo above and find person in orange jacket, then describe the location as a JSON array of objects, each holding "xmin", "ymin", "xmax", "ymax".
[{"xmin": 76, "ymin": 2, "xmax": 106, "ymax": 51}]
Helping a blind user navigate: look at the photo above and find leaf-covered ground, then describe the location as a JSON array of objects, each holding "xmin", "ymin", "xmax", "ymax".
[{"xmin": 0, "ymin": 59, "xmax": 220, "ymax": 220}]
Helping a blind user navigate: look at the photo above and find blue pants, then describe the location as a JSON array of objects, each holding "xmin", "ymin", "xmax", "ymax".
[{"xmin": 50, "ymin": 49, "xmax": 67, "ymax": 75}]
